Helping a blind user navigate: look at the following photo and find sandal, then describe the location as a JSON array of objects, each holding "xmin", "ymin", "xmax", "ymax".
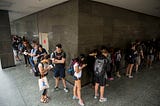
[{"xmin": 40, "ymin": 96, "xmax": 48, "ymax": 103}]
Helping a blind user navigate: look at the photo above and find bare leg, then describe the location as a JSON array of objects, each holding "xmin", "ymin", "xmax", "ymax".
[
  {"xmin": 95, "ymin": 83, "xmax": 99, "ymax": 96},
  {"xmin": 73, "ymin": 82, "xmax": 77, "ymax": 97},
  {"xmin": 55, "ymin": 77, "xmax": 59, "ymax": 87},
  {"xmin": 62, "ymin": 78, "xmax": 67, "ymax": 88},
  {"xmin": 100, "ymin": 86, "xmax": 105, "ymax": 99},
  {"xmin": 129, "ymin": 64, "xmax": 134, "ymax": 76}
]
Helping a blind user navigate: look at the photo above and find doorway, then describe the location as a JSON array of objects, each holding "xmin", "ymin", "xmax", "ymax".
[{"xmin": 39, "ymin": 33, "xmax": 49, "ymax": 53}]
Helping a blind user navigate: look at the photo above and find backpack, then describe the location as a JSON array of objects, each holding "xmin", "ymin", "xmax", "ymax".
[
  {"xmin": 94, "ymin": 57, "xmax": 107, "ymax": 77},
  {"xmin": 67, "ymin": 59, "xmax": 76, "ymax": 76},
  {"xmin": 33, "ymin": 62, "xmax": 44, "ymax": 77}
]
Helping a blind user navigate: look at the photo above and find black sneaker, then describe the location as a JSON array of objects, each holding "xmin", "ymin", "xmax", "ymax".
[
  {"xmin": 54, "ymin": 87, "xmax": 59, "ymax": 91},
  {"xmin": 64, "ymin": 87, "xmax": 69, "ymax": 93}
]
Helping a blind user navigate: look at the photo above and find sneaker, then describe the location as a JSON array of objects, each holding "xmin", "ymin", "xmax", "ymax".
[
  {"xmin": 30, "ymin": 69, "xmax": 33, "ymax": 73},
  {"xmin": 106, "ymin": 83, "xmax": 110, "ymax": 87},
  {"xmin": 128, "ymin": 75, "xmax": 133, "ymax": 79},
  {"xmin": 72, "ymin": 96, "xmax": 78, "ymax": 100},
  {"xmin": 116, "ymin": 73, "xmax": 121, "ymax": 78},
  {"xmin": 78, "ymin": 100, "xmax": 84, "ymax": 106},
  {"xmin": 94, "ymin": 96, "xmax": 97, "ymax": 99},
  {"xmin": 108, "ymin": 77, "xmax": 114, "ymax": 81},
  {"xmin": 64, "ymin": 87, "xmax": 69, "ymax": 93},
  {"xmin": 126, "ymin": 74, "xmax": 129, "ymax": 77},
  {"xmin": 54, "ymin": 87, "xmax": 59, "ymax": 91},
  {"xmin": 94, "ymin": 94, "xmax": 99, "ymax": 99},
  {"xmin": 99, "ymin": 97, "xmax": 107, "ymax": 102}
]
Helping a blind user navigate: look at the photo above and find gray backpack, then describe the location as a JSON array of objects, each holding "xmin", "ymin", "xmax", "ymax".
[{"xmin": 94, "ymin": 57, "xmax": 107, "ymax": 77}]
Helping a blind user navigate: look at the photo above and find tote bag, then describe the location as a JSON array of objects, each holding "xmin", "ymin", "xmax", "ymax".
[{"xmin": 38, "ymin": 76, "xmax": 49, "ymax": 91}]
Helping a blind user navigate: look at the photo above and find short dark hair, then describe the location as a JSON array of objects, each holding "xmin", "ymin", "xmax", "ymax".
[
  {"xmin": 39, "ymin": 44, "xmax": 42, "ymax": 48},
  {"xmin": 42, "ymin": 54, "xmax": 50, "ymax": 60},
  {"xmin": 56, "ymin": 43, "xmax": 62, "ymax": 48}
]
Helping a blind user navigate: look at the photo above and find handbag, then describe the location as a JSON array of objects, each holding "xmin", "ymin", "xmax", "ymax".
[{"xmin": 38, "ymin": 76, "xmax": 49, "ymax": 91}]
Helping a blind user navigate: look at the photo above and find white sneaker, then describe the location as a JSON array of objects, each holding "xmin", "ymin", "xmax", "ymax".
[
  {"xmin": 64, "ymin": 87, "xmax": 69, "ymax": 93},
  {"xmin": 128, "ymin": 75, "xmax": 133, "ymax": 79},
  {"xmin": 99, "ymin": 97, "xmax": 107, "ymax": 102},
  {"xmin": 72, "ymin": 96, "xmax": 78, "ymax": 100},
  {"xmin": 94, "ymin": 96, "xmax": 97, "ymax": 99},
  {"xmin": 78, "ymin": 100, "xmax": 84, "ymax": 106},
  {"xmin": 94, "ymin": 94, "xmax": 99, "ymax": 99}
]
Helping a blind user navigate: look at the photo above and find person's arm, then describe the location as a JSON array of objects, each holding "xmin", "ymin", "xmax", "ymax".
[
  {"xmin": 53, "ymin": 52, "xmax": 66, "ymax": 64},
  {"xmin": 54, "ymin": 58, "xmax": 65, "ymax": 64},
  {"xmin": 74, "ymin": 63, "xmax": 87, "ymax": 73},
  {"xmin": 38, "ymin": 63, "xmax": 51, "ymax": 76}
]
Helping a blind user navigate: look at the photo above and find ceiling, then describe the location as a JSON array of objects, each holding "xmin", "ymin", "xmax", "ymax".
[{"xmin": 0, "ymin": 0, "xmax": 160, "ymax": 22}]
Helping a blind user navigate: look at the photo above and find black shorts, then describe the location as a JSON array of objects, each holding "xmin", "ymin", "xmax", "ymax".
[
  {"xmin": 73, "ymin": 76, "xmax": 81, "ymax": 80},
  {"xmin": 94, "ymin": 75, "xmax": 106, "ymax": 86},
  {"xmin": 54, "ymin": 67, "xmax": 65, "ymax": 78}
]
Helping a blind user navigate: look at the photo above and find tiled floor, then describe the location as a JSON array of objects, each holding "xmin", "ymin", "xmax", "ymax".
[{"xmin": 0, "ymin": 61, "xmax": 160, "ymax": 106}]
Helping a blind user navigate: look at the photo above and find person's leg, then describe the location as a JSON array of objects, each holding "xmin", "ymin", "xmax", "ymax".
[
  {"xmin": 77, "ymin": 80, "xmax": 82, "ymax": 100},
  {"xmin": 54, "ymin": 69, "xmax": 60, "ymax": 89},
  {"xmin": 77, "ymin": 80, "xmax": 84, "ymax": 105},
  {"xmin": 99, "ymin": 75, "xmax": 107, "ymax": 102},
  {"xmin": 73, "ymin": 80, "xmax": 78, "ymax": 98},
  {"xmin": 135, "ymin": 63, "xmax": 139, "ymax": 72},
  {"xmin": 29, "ymin": 57, "xmax": 35, "ymax": 68},
  {"xmin": 55, "ymin": 77, "xmax": 59, "ymax": 88},
  {"xmin": 116, "ymin": 61, "xmax": 121, "ymax": 77},
  {"xmin": 95, "ymin": 83, "xmax": 99, "ymax": 97},
  {"xmin": 24, "ymin": 55, "xmax": 27, "ymax": 65},
  {"xmin": 100, "ymin": 86, "xmax": 105, "ymax": 99},
  {"xmin": 129, "ymin": 64, "xmax": 134, "ymax": 78},
  {"xmin": 41, "ymin": 89, "xmax": 48, "ymax": 103},
  {"xmin": 60, "ymin": 68, "xmax": 68, "ymax": 91},
  {"xmin": 126, "ymin": 64, "xmax": 130, "ymax": 76},
  {"xmin": 62, "ymin": 78, "xmax": 67, "ymax": 88}
]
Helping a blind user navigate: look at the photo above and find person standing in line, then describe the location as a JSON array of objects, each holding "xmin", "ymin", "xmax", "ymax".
[
  {"xmin": 94, "ymin": 50, "xmax": 108, "ymax": 103},
  {"xmin": 51, "ymin": 43, "xmax": 68, "ymax": 92},
  {"xmin": 21, "ymin": 41, "xmax": 32, "ymax": 67},
  {"xmin": 87, "ymin": 49, "xmax": 98, "ymax": 88},
  {"xmin": 72, "ymin": 55, "xmax": 87, "ymax": 106},
  {"xmin": 38, "ymin": 55, "xmax": 52, "ymax": 103},
  {"xmin": 114, "ymin": 48, "xmax": 122, "ymax": 78},
  {"xmin": 36, "ymin": 44, "xmax": 47, "ymax": 63},
  {"xmin": 126, "ymin": 44, "xmax": 136, "ymax": 78}
]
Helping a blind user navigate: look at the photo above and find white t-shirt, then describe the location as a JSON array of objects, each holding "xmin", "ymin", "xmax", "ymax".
[
  {"xmin": 38, "ymin": 63, "xmax": 49, "ymax": 74},
  {"xmin": 73, "ymin": 62, "xmax": 82, "ymax": 79}
]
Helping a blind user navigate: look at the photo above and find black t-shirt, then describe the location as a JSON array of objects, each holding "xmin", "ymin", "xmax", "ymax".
[
  {"xmin": 87, "ymin": 55, "xmax": 95, "ymax": 71},
  {"xmin": 52, "ymin": 51, "xmax": 66, "ymax": 68},
  {"xmin": 36, "ymin": 48, "xmax": 47, "ymax": 62},
  {"xmin": 12, "ymin": 41, "xmax": 19, "ymax": 50}
]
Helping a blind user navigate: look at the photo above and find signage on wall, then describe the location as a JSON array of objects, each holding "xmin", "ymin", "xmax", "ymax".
[{"xmin": 43, "ymin": 39, "xmax": 46, "ymax": 44}]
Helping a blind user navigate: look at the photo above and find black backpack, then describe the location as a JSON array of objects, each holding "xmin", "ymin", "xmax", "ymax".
[
  {"xmin": 94, "ymin": 57, "xmax": 107, "ymax": 77},
  {"xmin": 33, "ymin": 62, "xmax": 44, "ymax": 77}
]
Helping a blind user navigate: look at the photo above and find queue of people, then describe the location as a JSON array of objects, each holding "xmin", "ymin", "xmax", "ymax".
[{"xmin": 11, "ymin": 35, "xmax": 160, "ymax": 106}]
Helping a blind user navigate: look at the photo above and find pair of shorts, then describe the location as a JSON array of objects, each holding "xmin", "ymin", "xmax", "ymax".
[
  {"xmin": 13, "ymin": 49, "xmax": 18, "ymax": 57},
  {"xmin": 147, "ymin": 55, "xmax": 154, "ymax": 62},
  {"xmin": 54, "ymin": 67, "xmax": 65, "ymax": 78},
  {"xmin": 94, "ymin": 75, "xmax": 106, "ymax": 86},
  {"xmin": 73, "ymin": 76, "xmax": 81, "ymax": 80}
]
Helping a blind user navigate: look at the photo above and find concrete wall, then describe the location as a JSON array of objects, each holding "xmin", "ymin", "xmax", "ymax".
[
  {"xmin": 11, "ymin": 0, "xmax": 78, "ymax": 84},
  {"xmin": 12, "ymin": 0, "xmax": 78, "ymax": 62},
  {"xmin": 0, "ymin": 10, "xmax": 15, "ymax": 69},
  {"xmin": 78, "ymin": 0, "xmax": 160, "ymax": 54},
  {"xmin": 11, "ymin": 0, "xmax": 160, "ymax": 85}
]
